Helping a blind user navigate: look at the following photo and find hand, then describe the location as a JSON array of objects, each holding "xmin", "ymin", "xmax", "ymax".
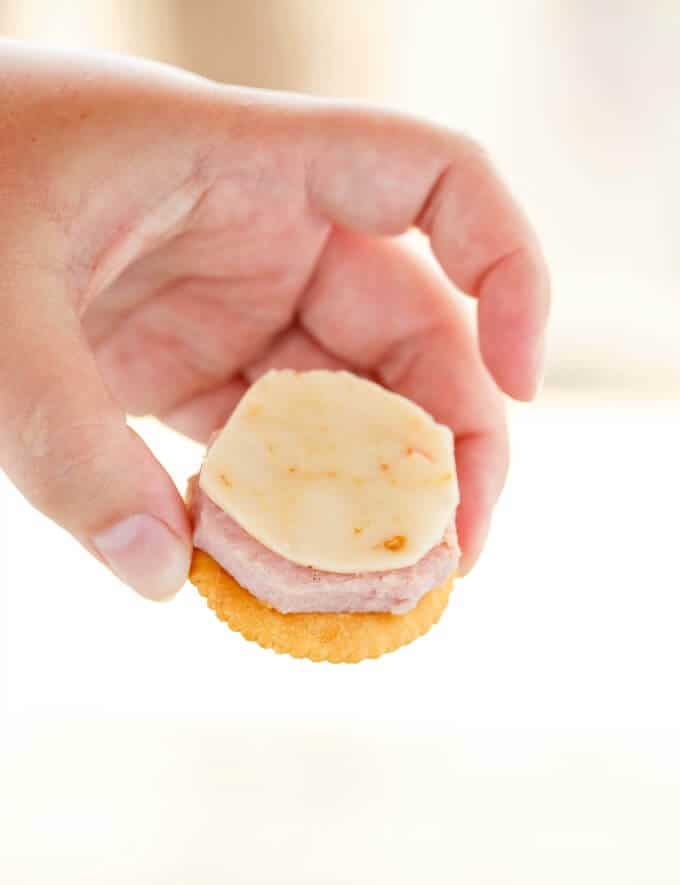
[{"xmin": 0, "ymin": 42, "xmax": 549, "ymax": 600}]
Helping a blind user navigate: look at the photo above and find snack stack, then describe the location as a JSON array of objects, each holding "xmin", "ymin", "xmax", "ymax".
[{"xmin": 188, "ymin": 370, "xmax": 459, "ymax": 663}]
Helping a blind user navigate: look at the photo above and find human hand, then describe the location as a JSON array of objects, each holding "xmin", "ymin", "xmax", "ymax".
[{"xmin": 0, "ymin": 42, "xmax": 549, "ymax": 600}]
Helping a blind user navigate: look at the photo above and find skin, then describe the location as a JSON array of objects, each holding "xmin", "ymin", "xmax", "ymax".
[{"xmin": 0, "ymin": 42, "xmax": 549, "ymax": 600}]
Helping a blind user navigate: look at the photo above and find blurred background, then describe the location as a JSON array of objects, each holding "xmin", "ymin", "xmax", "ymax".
[{"xmin": 1, "ymin": 3, "xmax": 679, "ymax": 884}]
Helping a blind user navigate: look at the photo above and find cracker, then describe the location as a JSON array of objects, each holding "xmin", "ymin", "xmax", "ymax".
[{"xmin": 189, "ymin": 549, "xmax": 454, "ymax": 663}]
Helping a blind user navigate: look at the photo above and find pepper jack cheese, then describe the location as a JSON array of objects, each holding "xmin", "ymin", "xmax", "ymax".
[{"xmin": 199, "ymin": 370, "xmax": 458, "ymax": 574}]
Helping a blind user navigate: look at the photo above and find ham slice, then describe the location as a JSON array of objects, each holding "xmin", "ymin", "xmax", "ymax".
[{"xmin": 189, "ymin": 476, "xmax": 459, "ymax": 614}]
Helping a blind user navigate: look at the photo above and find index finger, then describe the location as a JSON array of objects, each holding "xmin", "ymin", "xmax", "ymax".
[{"xmin": 304, "ymin": 105, "xmax": 550, "ymax": 401}]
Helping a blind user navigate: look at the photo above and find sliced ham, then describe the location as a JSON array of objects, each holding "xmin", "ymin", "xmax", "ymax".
[{"xmin": 189, "ymin": 476, "xmax": 459, "ymax": 614}]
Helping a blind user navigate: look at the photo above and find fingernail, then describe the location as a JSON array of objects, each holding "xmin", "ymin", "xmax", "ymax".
[{"xmin": 92, "ymin": 514, "xmax": 190, "ymax": 601}]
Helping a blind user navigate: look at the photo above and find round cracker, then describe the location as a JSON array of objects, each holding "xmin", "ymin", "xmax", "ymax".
[{"xmin": 189, "ymin": 549, "xmax": 454, "ymax": 663}]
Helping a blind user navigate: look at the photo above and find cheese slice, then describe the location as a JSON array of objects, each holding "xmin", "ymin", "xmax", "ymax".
[{"xmin": 200, "ymin": 370, "xmax": 458, "ymax": 573}]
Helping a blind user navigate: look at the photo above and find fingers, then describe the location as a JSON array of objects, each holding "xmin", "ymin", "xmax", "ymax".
[
  {"xmin": 299, "ymin": 229, "xmax": 508, "ymax": 571},
  {"xmin": 0, "ymin": 272, "xmax": 191, "ymax": 600},
  {"xmin": 303, "ymin": 105, "xmax": 550, "ymax": 400},
  {"xmin": 454, "ymin": 430, "xmax": 509, "ymax": 576},
  {"xmin": 161, "ymin": 377, "xmax": 248, "ymax": 442},
  {"xmin": 92, "ymin": 274, "xmax": 301, "ymax": 418},
  {"xmin": 160, "ymin": 329, "xmax": 346, "ymax": 442},
  {"xmin": 300, "ymin": 230, "xmax": 503, "ymax": 427},
  {"xmin": 155, "ymin": 225, "xmax": 506, "ymax": 571},
  {"xmin": 244, "ymin": 327, "xmax": 346, "ymax": 381},
  {"xmin": 174, "ymin": 229, "xmax": 508, "ymax": 569}
]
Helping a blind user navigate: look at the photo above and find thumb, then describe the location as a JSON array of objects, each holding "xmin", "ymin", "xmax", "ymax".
[{"xmin": 0, "ymin": 267, "xmax": 191, "ymax": 601}]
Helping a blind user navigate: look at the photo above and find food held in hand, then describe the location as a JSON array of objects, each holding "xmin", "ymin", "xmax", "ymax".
[{"xmin": 188, "ymin": 369, "xmax": 459, "ymax": 662}]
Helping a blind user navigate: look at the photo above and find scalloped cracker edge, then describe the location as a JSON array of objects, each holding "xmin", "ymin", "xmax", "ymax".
[{"xmin": 189, "ymin": 549, "xmax": 454, "ymax": 663}]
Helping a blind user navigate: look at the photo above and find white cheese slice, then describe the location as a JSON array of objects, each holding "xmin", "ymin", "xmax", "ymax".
[{"xmin": 199, "ymin": 369, "xmax": 458, "ymax": 573}]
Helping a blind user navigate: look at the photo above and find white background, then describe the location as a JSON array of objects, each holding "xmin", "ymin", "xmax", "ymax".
[{"xmin": 3, "ymin": 398, "xmax": 680, "ymax": 883}]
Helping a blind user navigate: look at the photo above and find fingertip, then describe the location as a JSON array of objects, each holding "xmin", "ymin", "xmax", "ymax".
[
  {"xmin": 490, "ymin": 331, "xmax": 546, "ymax": 402},
  {"xmin": 457, "ymin": 514, "xmax": 491, "ymax": 578},
  {"xmin": 454, "ymin": 428, "xmax": 508, "ymax": 578},
  {"xmin": 92, "ymin": 513, "xmax": 191, "ymax": 601},
  {"xmin": 478, "ymin": 247, "xmax": 549, "ymax": 402}
]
